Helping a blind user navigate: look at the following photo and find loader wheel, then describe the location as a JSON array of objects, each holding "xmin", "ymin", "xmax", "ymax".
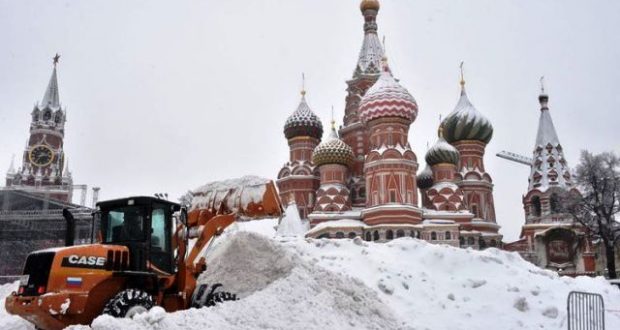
[
  {"xmin": 192, "ymin": 283, "xmax": 238, "ymax": 308},
  {"xmin": 102, "ymin": 288, "xmax": 154, "ymax": 318}
]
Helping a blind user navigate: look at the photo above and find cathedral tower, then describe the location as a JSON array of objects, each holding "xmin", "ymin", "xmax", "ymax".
[
  {"xmin": 339, "ymin": 0, "xmax": 385, "ymax": 207},
  {"xmin": 310, "ymin": 120, "xmax": 355, "ymax": 223},
  {"xmin": 277, "ymin": 87, "xmax": 323, "ymax": 219},
  {"xmin": 359, "ymin": 59, "xmax": 422, "ymax": 225},
  {"xmin": 441, "ymin": 68, "xmax": 498, "ymax": 234},
  {"xmin": 5, "ymin": 55, "xmax": 73, "ymax": 202}
]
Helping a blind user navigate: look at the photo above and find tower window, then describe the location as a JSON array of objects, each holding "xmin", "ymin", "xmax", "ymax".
[
  {"xmin": 431, "ymin": 232, "xmax": 437, "ymax": 240},
  {"xmin": 386, "ymin": 230, "xmax": 394, "ymax": 240},
  {"xmin": 43, "ymin": 111, "xmax": 51, "ymax": 121},
  {"xmin": 389, "ymin": 190, "xmax": 396, "ymax": 203},
  {"xmin": 373, "ymin": 230, "xmax": 379, "ymax": 241},
  {"xmin": 531, "ymin": 196, "xmax": 541, "ymax": 217},
  {"xmin": 396, "ymin": 230, "xmax": 404, "ymax": 238},
  {"xmin": 550, "ymin": 193, "xmax": 560, "ymax": 214},
  {"xmin": 365, "ymin": 232, "xmax": 371, "ymax": 241},
  {"xmin": 445, "ymin": 231, "xmax": 451, "ymax": 240}
]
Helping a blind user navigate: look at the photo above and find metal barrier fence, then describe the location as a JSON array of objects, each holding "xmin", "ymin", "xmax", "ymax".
[{"xmin": 567, "ymin": 291, "xmax": 605, "ymax": 330}]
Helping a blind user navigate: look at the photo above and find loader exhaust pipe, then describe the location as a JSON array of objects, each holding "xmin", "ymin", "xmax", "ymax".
[{"xmin": 62, "ymin": 208, "xmax": 75, "ymax": 247}]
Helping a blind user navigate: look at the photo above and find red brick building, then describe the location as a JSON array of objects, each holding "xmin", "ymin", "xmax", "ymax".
[{"xmin": 277, "ymin": 0, "xmax": 502, "ymax": 249}]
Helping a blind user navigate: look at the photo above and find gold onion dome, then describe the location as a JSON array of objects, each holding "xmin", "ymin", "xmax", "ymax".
[
  {"xmin": 312, "ymin": 123, "xmax": 354, "ymax": 167},
  {"xmin": 284, "ymin": 92, "xmax": 323, "ymax": 140},
  {"xmin": 359, "ymin": 63, "xmax": 418, "ymax": 124},
  {"xmin": 425, "ymin": 126, "xmax": 460, "ymax": 166},
  {"xmin": 441, "ymin": 81, "xmax": 493, "ymax": 144},
  {"xmin": 360, "ymin": 0, "xmax": 380, "ymax": 11},
  {"xmin": 416, "ymin": 164, "xmax": 434, "ymax": 189}
]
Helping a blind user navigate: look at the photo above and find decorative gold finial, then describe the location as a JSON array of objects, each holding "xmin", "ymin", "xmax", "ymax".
[
  {"xmin": 53, "ymin": 53, "xmax": 60, "ymax": 67},
  {"xmin": 331, "ymin": 106, "xmax": 336, "ymax": 129},
  {"xmin": 459, "ymin": 61, "xmax": 465, "ymax": 88},
  {"xmin": 301, "ymin": 73, "xmax": 306, "ymax": 96},
  {"xmin": 360, "ymin": 0, "xmax": 380, "ymax": 12},
  {"xmin": 540, "ymin": 75, "xmax": 545, "ymax": 94}
]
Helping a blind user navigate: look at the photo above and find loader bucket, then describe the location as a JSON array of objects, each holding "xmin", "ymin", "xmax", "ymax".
[{"xmin": 189, "ymin": 176, "xmax": 283, "ymax": 221}]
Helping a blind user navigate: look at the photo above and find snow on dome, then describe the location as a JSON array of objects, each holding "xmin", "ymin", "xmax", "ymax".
[
  {"xmin": 359, "ymin": 68, "xmax": 418, "ymax": 124},
  {"xmin": 276, "ymin": 203, "xmax": 307, "ymax": 237},
  {"xmin": 425, "ymin": 130, "xmax": 460, "ymax": 166},
  {"xmin": 416, "ymin": 164, "xmax": 434, "ymax": 189},
  {"xmin": 312, "ymin": 126, "xmax": 354, "ymax": 167},
  {"xmin": 284, "ymin": 94, "xmax": 323, "ymax": 140},
  {"xmin": 442, "ymin": 88, "xmax": 493, "ymax": 144}
]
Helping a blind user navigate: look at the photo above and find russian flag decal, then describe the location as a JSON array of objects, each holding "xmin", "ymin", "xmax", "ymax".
[{"xmin": 66, "ymin": 277, "xmax": 82, "ymax": 288}]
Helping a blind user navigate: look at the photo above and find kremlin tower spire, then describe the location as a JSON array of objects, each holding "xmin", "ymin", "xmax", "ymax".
[
  {"xmin": 5, "ymin": 54, "xmax": 73, "ymax": 203},
  {"xmin": 277, "ymin": 76, "xmax": 323, "ymax": 219}
]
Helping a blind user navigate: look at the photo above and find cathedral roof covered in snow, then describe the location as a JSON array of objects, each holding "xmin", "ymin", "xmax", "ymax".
[
  {"xmin": 358, "ymin": 63, "xmax": 417, "ymax": 124},
  {"xmin": 527, "ymin": 91, "xmax": 573, "ymax": 192},
  {"xmin": 284, "ymin": 92, "xmax": 323, "ymax": 140},
  {"xmin": 416, "ymin": 164, "xmax": 434, "ymax": 189},
  {"xmin": 353, "ymin": 0, "xmax": 384, "ymax": 77},
  {"xmin": 442, "ymin": 83, "xmax": 493, "ymax": 144},
  {"xmin": 425, "ymin": 127, "xmax": 460, "ymax": 166},
  {"xmin": 312, "ymin": 124, "xmax": 355, "ymax": 167}
]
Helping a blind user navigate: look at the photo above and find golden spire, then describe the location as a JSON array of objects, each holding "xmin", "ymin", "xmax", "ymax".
[
  {"xmin": 331, "ymin": 106, "xmax": 336, "ymax": 130},
  {"xmin": 301, "ymin": 72, "xmax": 306, "ymax": 96},
  {"xmin": 540, "ymin": 75, "xmax": 545, "ymax": 94},
  {"xmin": 459, "ymin": 61, "xmax": 465, "ymax": 89}
]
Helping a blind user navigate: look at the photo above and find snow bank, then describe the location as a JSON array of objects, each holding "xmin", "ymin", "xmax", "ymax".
[
  {"xmin": 190, "ymin": 176, "xmax": 270, "ymax": 213},
  {"xmin": 286, "ymin": 237, "xmax": 620, "ymax": 330},
  {"xmin": 275, "ymin": 203, "xmax": 306, "ymax": 237},
  {"xmin": 68, "ymin": 232, "xmax": 402, "ymax": 330},
  {"xmin": 0, "ymin": 282, "xmax": 33, "ymax": 330},
  {"xmin": 3, "ymin": 227, "xmax": 620, "ymax": 330}
]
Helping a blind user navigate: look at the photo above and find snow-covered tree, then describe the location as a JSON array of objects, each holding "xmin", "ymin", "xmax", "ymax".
[{"xmin": 562, "ymin": 151, "xmax": 620, "ymax": 279}]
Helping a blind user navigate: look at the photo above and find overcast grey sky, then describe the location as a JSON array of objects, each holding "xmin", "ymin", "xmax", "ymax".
[{"xmin": 1, "ymin": 0, "xmax": 619, "ymax": 241}]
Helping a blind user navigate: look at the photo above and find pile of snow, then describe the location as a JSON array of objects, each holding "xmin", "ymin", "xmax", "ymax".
[
  {"xmin": 275, "ymin": 203, "xmax": 306, "ymax": 238},
  {"xmin": 0, "ymin": 282, "xmax": 33, "ymax": 330},
  {"xmin": 3, "ymin": 224, "xmax": 620, "ymax": 330}
]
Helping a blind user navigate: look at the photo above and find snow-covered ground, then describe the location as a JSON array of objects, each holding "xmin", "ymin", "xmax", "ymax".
[{"xmin": 2, "ymin": 220, "xmax": 620, "ymax": 329}]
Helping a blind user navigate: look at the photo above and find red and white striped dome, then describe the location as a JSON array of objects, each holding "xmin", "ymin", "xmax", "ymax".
[{"xmin": 359, "ymin": 69, "xmax": 418, "ymax": 124}]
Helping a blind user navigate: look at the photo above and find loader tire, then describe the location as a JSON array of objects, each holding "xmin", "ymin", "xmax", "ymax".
[
  {"xmin": 192, "ymin": 283, "xmax": 238, "ymax": 308},
  {"xmin": 102, "ymin": 288, "xmax": 154, "ymax": 318}
]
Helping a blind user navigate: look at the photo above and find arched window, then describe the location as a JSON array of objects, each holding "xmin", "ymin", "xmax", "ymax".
[
  {"xmin": 479, "ymin": 238, "xmax": 487, "ymax": 249},
  {"xmin": 467, "ymin": 237, "xmax": 475, "ymax": 245},
  {"xmin": 410, "ymin": 230, "xmax": 416, "ymax": 238},
  {"xmin": 43, "ymin": 111, "xmax": 51, "ymax": 121},
  {"xmin": 459, "ymin": 236, "xmax": 465, "ymax": 247},
  {"xmin": 348, "ymin": 232, "xmax": 356, "ymax": 239},
  {"xmin": 359, "ymin": 187, "xmax": 366, "ymax": 198},
  {"xmin": 386, "ymin": 230, "xmax": 394, "ymax": 240},
  {"xmin": 431, "ymin": 232, "xmax": 437, "ymax": 240},
  {"xmin": 550, "ymin": 193, "xmax": 561, "ymax": 214},
  {"xmin": 373, "ymin": 230, "xmax": 379, "ymax": 241},
  {"xmin": 54, "ymin": 113, "xmax": 62, "ymax": 124},
  {"xmin": 335, "ymin": 232, "xmax": 345, "ymax": 239},
  {"xmin": 445, "ymin": 231, "xmax": 451, "ymax": 240},
  {"xmin": 531, "ymin": 196, "xmax": 541, "ymax": 217},
  {"xmin": 396, "ymin": 230, "xmax": 405, "ymax": 238},
  {"xmin": 471, "ymin": 205, "xmax": 479, "ymax": 218},
  {"xmin": 489, "ymin": 239, "xmax": 497, "ymax": 247},
  {"xmin": 365, "ymin": 232, "xmax": 371, "ymax": 241}
]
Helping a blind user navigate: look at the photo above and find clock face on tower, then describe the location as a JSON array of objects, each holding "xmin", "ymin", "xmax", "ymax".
[{"xmin": 29, "ymin": 145, "xmax": 54, "ymax": 167}]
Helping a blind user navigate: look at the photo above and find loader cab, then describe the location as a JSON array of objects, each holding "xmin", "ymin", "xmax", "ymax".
[{"xmin": 98, "ymin": 197, "xmax": 180, "ymax": 274}]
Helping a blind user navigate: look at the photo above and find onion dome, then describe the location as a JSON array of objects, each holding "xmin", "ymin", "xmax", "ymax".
[
  {"xmin": 312, "ymin": 123, "xmax": 354, "ymax": 167},
  {"xmin": 416, "ymin": 164, "xmax": 433, "ymax": 189},
  {"xmin": 284, "ymin": 91, "xmax": 323, "ymax": 140},
  {"xmin": 360, "ymin": 0, "xmax": 380, "ymax": 12},
  {"xmin": 359, "ymin": 61, "xmax": 418, "ymax": 124},
  {"xmin": 425, "ymin": 126, "xmax": 460, "ymax": 166},
  {"xmin": 442, "ymin": 73, "xmax": 493, "ymax": 144}
]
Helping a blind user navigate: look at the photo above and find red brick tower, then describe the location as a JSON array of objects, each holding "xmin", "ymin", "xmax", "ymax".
[
  {"xmin": 310, "ymin": 121, "xmax": 355, "ymax": 225},
  {"xmin": 339, "ymin": 0, "xmax": 385, "ymax": 207},
  {"xmin": 277, "ymin": 88, "xmax": 323, "ymax": 219},
  {"xmin": 5, "ymin": 55, "xmax": 73, "ymax": 203},
  {"xmin": 359, "ymin": 59, "xmax": 422, "ymax": 225},
  {"xmin": 441, "ymin": 71, "xmax": 499, "ymax": 236},
  {"xmin": 424, "ymin": 127, "xmax": 467, "ymax": 212}
]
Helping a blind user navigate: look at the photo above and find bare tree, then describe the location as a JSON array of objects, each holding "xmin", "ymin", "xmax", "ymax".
[{"xmin": 562, "ymin": 151, "xmax": 620, "ymax": 278}]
